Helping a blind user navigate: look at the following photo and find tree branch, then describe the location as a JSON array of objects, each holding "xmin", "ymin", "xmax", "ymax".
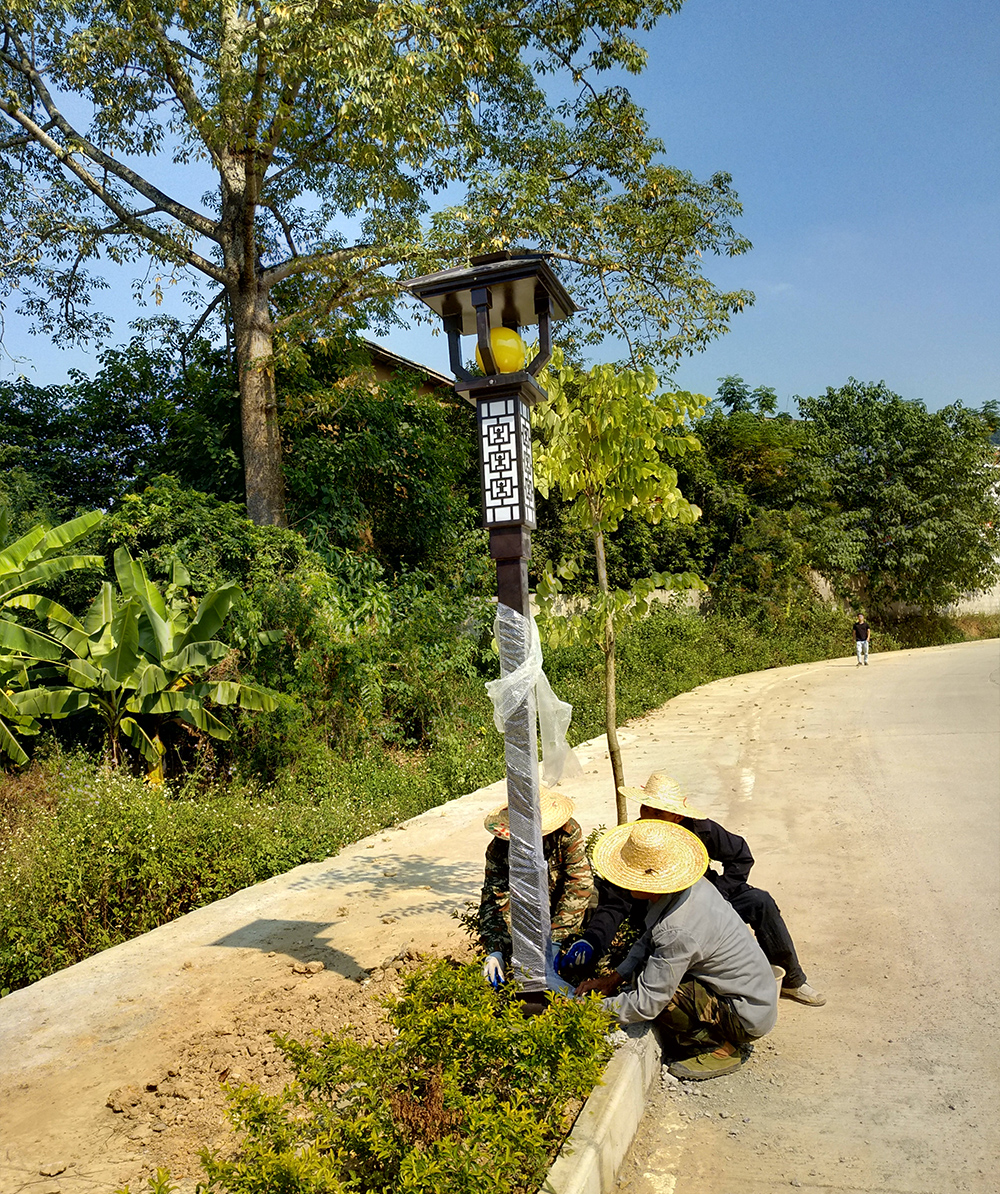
[
  {"xmin": 0, "ymin": 96, "xmax": 228, "ymax": 285},
  {"xmin": 0, "ymin": 34, "xmax": 219, "ymax": 242},
  {"xmin": 141, "ymin": 12, "xmax": 223, "ymax": 172}
]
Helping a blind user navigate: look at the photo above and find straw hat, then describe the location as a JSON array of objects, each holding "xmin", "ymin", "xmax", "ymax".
[
  {"xmin": 484, "ymin": 786, "xmax": 575, "ymax": 839},
  {"xmin": 617, "ymin": 771, "xmax": 707, "ymax": 820},
  {"xmin": 591, "ymin": 819, "xmax": 709, "ymax": 894}
]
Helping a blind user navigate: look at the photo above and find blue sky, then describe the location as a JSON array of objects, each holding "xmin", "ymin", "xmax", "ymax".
[
  {"xmin": 3, "ymin": 0, "xmax": 997, "ymax": 414},
  {"xmin": 392, "ymin": 0, "xmax": 1000, "ymax": 413}
]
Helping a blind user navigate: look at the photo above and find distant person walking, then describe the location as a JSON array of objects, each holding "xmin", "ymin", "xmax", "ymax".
[{"xmin": 853, "ymin": 614, "xmax": 872, "ymax": 666}]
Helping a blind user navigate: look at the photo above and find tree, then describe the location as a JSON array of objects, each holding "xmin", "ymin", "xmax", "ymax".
[
  {"xmin": 716, "ymin": 374, "xmax": 778, "ymax": 416},
  {"xmin": 798, "ymin": 380, "xmax": 1000, "ymax": 614},
  {"xmin": 0, "ymin": 337, "xmax": 243, "ymax": 514},
  {"xmin": 532, "ymin": 352, "xmax": 704, "ymax": 822},
  {"xmin": 1, "ymin": 0, "xmax": 752, "ymax": 526},
  {"xmin": 2, "ymin": 546, "xmax": 276, "ymax": 773}
]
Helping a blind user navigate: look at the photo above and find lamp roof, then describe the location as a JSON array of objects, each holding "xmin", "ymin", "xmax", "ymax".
[{"xmin": 403, "ymin": 251, "xmax": 576, "ymax": 335}]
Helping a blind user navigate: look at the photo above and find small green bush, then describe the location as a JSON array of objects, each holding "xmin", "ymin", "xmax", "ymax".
[{"xmin": 188, "ymin": 960, "xmax": 612, "ymax": 1194}]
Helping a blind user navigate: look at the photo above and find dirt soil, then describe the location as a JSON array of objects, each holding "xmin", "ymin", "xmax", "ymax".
[{"xmin": 2, "ymin": 942, "xmax": 476, "ymax": 1194}]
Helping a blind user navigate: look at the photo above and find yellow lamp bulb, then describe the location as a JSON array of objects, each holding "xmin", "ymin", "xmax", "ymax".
[{"xmin": 475, "ymin": 327, "xmax": 527, "ymax": 374}]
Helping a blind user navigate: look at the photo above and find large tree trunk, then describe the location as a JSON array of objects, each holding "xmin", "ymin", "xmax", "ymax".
[
  {"xmin": 230, "ymin": 283, "xmax": 287, "ymax": 526},
  {"xmin": 594, "ymin": 526, "xmax": 626, "ymax": 822}
]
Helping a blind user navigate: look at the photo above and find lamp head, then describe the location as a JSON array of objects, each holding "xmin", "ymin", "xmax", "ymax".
[{"xmin": 403, "ymin": 251, "xmax": 575, "ymax": 394}]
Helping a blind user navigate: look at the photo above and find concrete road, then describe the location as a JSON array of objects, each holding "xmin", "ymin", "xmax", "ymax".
[{"xmin": 615, "ymin": 638, "xmax": 1000, "ymax": 1194}]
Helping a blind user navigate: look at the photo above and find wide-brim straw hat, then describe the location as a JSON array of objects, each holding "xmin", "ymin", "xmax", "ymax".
[
  {"xmin": 617, "ymin": 771, "xmax": 707, "ymax": 820},
  {"xmin": 485, "ymin": 786, "xmax": 575, "ymax": 839},
  {"xmin": 591, "ymin": 819, "xmax": 709, "ymax": 894}
]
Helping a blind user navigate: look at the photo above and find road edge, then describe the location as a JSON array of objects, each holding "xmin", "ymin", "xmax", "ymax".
[{"xmin": 541, "ymin": 1023, "xmax": 661, "ymax": 1194}]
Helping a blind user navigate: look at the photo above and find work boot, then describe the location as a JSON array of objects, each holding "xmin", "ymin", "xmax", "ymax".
[
  {"xmin": 781, "ymin": 981, "xmax": 826, "ymax": 1006},
  {"xmin": 668, "ymin": 1047, "xmax": 744, "ymax": 1081}
]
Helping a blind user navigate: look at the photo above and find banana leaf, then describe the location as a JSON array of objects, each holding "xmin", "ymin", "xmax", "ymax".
[
  {"xmin": 0, "ymin": 718, "xmax": 29, "ymax": 766},
  {"xmin": 101, "ymin": 601, "xmax": 141, "ymax": 685},
  {"xmin": 179, "ymin": 583, "xmax": 241, "ymax": 646},
  {"xmin": 7, "ymin": 594, "xmax": 88, "ymax": 656},
  {"xmin": 132, "ymin": 689, "xmax": 231, "ymax": 739},
  {"xmin": 83, "ymin": 582, "xmax": 117, "ymax": 637},
  {"xmin": 120, "ymin": 716, "xmax": 161, "ymax": 767},
  {"xmin": 0, "ymin": 620, "xmax": 66, "ymax": 662},
  {"xmin": 195, "ymin": 680, "xmax": 278, "ymax": 711},
  {"xmin": 162, "ymin": 641, "xmax": 230, "ymax": 673},
  {"xmin": 11, "ymin": 687, "xmax": 92, "ymax": 718}
]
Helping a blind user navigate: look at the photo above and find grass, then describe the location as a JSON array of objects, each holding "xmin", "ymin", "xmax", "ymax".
[{"xmin": 2, "ymin": 604, "xmax": 996, "ymax": 996}]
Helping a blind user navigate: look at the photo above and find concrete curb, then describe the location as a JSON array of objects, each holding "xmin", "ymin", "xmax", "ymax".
[{"xmin": 542, "ymin": 1024, "xmax": 661, "ymax": 1194}]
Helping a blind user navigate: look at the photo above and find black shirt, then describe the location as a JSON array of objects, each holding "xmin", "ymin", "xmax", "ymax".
[
  {"xmin": 581, "ymin": 818, "xmax": 755, "ymax": 955},
  {"xmin": 853, "ymin": 621, "xmax": 870, "ymax": 641}
]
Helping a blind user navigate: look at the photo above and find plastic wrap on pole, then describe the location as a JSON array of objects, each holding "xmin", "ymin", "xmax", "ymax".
[
  {"xmin": 485, "ymin": 607, "xmax": 582, "ymax": 787},
  {"xmin": 486, "ymin": 605, "xmax": 580, "ymax": 994}
]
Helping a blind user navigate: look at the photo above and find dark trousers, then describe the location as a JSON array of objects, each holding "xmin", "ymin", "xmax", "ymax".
[{"xmin": 728, "ymin": 885, "xmax": 806, "ymax": 988}]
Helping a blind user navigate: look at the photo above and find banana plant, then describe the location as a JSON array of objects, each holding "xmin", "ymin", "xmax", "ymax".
[
  {"xmin": 0, "ymin": 510, "xmax": 104, "ymax": 764},
  {"xmin": 1, "ymin": 547, "xmax": 276, "ymax": 773}
]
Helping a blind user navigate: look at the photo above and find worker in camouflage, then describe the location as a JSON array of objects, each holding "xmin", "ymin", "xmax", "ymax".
[{"xmin": 478, "ymin": 786, "xmax": 593, "ymax": 986}]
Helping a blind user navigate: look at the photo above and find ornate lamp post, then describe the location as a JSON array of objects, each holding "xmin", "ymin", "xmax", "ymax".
[{"xmin": 404, "ymin": 252, "xmax": 575, "ymax": 997}]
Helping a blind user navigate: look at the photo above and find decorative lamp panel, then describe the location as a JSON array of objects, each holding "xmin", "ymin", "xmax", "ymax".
[{"xmin": 477, "ymin": 397, "xmax": 536, "ymax": 529}]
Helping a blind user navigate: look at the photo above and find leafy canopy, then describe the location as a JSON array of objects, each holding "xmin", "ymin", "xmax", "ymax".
[
  {"xmin": 0, "ymin": 0, "xmax": 751, "ymax": 365},
  {"xmin": 798, "ymin": 379, "xmax": 1000, "ymax": 613}
]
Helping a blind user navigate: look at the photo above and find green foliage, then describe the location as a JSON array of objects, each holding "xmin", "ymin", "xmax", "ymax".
[
  {"xmin": 96, "ymin": 478, "xmax": 500, "ymax": 764},
  {"xmin": 798, "ymin": 380, "xmax": 1000, "ymax": 613},
  {"xmin": 0, "ymin": 340, "xmax": 243, "ymax": 518},
  {"xmin": 191, "ymin": 960, "xmax": 612, "ymax": 1194},
  {"xmin": 531, "ymin": 350, "xmax": 707, "ymax": 645},
  {"xmin": 716, "ymin": 374, "xmax": 778, "ymax": 415},
  {"xmin": 1, "ymin": 546, "xmax": 276, "ymax": 773},
  {"xmin": 0, "ymin": 747, "xmax": 502, "ymax": 995},
  {"xmin": 0, "ymin": 511, "xmax": 104, "ymax": 764},
  {"xmin": 281, "ymin": 343, "xmax": 477, "ymax": 574}
]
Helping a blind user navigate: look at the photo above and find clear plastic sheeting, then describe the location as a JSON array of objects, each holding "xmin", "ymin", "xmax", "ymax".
[
  {"xmin": 486, "ymin": 604, "xmax": 580, "ymax": 994},
  {"xmin": 485, "ymin": 606, "xmax": 582, "ymax": 787}
]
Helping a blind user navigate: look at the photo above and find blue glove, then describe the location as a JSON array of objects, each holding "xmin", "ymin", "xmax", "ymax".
[
  {"xmin": 557, "ymin": 939, "xmax": 594, "ymax": 974},
  {"xmin": 483, "ymin": 951, "xmax": 506, "ymax": 989}
]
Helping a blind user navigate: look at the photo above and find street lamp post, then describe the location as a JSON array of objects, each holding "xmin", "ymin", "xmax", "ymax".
[{"xmin": 404, "ymin": 252, "xmax": 575, "ymax": 997}]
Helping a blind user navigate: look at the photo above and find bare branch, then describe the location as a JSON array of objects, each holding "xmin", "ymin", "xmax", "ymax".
[
  {"xmin": 258, "ymin": 199, "xmax": 298, "ymax": 257},
  {"xmin": 183, "ymin": 289, "xmax": 227, "ymax": 353}
]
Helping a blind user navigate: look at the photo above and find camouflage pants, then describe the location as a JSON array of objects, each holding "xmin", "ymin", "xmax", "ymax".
[{"xmin": 654, "ymin": 978, "xmax": 753, "ymax": 1055}]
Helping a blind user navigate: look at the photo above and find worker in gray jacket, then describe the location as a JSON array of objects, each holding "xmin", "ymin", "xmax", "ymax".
[{"xmin": 577, "ymin": 819, "xmax": 778, "ymax": 1081}]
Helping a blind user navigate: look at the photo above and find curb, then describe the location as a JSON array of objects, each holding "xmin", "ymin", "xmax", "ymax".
[{"xmin": 541, "ymin": 1024, "xmax": 661, "ymax": 1194}]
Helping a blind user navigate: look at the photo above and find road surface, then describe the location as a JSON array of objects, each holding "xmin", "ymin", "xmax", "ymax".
[{"xmin": 615, "ymin": 638, "xmax": 1000, "ymax": 1194}]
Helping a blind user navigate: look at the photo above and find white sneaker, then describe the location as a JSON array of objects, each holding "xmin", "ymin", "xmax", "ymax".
[{"xmin": 780, "ymin": 982, "xmax": 826, "ymax": 1006}]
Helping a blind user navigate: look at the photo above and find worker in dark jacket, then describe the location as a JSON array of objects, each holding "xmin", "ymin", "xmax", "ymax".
[{"xmin": 560, "ymin": 772, "xmax": 825, "ymax": 1006}]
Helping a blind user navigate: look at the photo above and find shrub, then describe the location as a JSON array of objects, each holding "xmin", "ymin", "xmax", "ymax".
[{"xmin": 186, "ymin": 960, "xmax": 613, "ymax": 1194}]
